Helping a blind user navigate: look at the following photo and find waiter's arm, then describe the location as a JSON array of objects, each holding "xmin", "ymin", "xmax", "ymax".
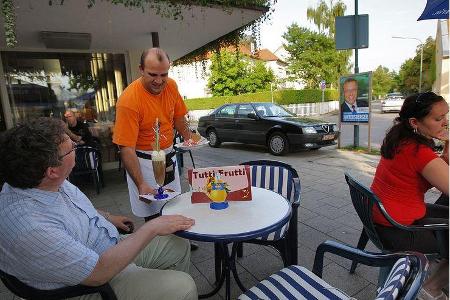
[
  {"xmin": 119, "ymin": 146, "xmax": 155, "ymax": 195},
  {"xmin": 173, "ymin": 116, "xmax": 191, "ymax": 141}
]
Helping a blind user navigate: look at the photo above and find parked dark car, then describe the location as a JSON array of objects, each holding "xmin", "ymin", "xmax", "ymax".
[{"xmin": 197, "ymin": 102, "xmax": 340, "ymax": 155}]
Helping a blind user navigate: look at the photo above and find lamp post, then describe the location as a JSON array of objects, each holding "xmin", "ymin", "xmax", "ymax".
[{"xmin": 392, "ymin": 36, "xmax": 424, "ymax": 92}]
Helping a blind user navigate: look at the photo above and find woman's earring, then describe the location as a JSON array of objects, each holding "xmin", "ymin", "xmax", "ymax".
[{"xmin": 413, "ymin": 127, "xmax": 418, "ymax": 134}]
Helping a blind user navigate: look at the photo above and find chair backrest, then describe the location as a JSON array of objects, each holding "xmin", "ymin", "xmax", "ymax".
[
  {"xmin": 240, "ymin": 160, "xmax": 301, "ymax": 241},
  {"xmin": 345, "ymin": 173, "xmax": 385, "ymax": 250},
  {"xmin": 0, "ymin": 269, "xmax": 117, "ymax": 300},
  {"xmin": 241, "ymin": 160, "xmax": 300, "ymax": 205},
  {"xmin": 74, "ymin": 146, "xmax": 99, "ymax": 171},
  {"xmin": 375, "ymin": 253, "xmax": 428, "ymax": 300}
]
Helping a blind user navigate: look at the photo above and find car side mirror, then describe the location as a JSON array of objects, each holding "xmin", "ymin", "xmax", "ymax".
[{"xmin": 247, "ymin": 113, "xmax": 259, "ymax": 120}]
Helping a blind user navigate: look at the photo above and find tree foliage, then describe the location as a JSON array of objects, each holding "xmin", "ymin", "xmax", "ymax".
[
  {"xmin": 282, "ymin": 24, "xmax": 350, "ymax": 89},
  {"xmin": 207, "ymin": 50, "xmax": 274, "ymax": 96},
  {"xmin": 398, "ymin": 37, "xmax": 435, "ymax": 95},
  {"xmin": 372, "ymin": 66, "xmax": 398, "ymax": 99},
  {"xmin": 306, "ymin": 0, "xmax": 346, "ymax": 37}
]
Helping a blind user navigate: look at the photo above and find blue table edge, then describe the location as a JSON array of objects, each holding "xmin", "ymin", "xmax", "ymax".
[{"xmin": 160, "ymin": 196, "xmax": 292, "ymax": 243}]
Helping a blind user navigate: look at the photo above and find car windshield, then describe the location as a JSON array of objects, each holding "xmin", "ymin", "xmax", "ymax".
[{"xmin": 253, "ymin": 103, "xmax": 295, "ymax": 117}]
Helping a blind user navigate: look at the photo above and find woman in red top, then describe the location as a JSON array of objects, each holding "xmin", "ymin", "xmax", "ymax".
[{"xmin": 371, "ymin": 92, "xmax": 448, "ymax": 300}]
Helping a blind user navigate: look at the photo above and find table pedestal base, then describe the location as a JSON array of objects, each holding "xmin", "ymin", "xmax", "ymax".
[{"xmin": 199, "ymin": 243, "xmax": 246, "ymax": 300}]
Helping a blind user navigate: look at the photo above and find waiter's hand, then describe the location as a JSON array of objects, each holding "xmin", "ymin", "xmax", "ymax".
[{"xmin": 138, "ymin": 182, "xmax": 157, "ymax": 204}]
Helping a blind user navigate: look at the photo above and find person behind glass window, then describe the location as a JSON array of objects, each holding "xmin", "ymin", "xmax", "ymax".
[{"xmin": 64, "ymin": 109, "xmax": 95, "ymax": 147}]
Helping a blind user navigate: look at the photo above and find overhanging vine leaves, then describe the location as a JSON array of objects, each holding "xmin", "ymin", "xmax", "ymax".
[{"xmin": 1, "ymin": 0, "xmax": 275, "ymax": 59}]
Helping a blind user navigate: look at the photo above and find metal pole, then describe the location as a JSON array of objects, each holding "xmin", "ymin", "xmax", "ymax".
[
  {"xmin": 353, "ymin": 0, "xmax": 359, "ymax": 148},
  {"xmin": 419, "ymin": 45, "xmax": 423, "ymax": 93},
  {"xmin": 270, "ymin": 83, "xmax": 274, "ymax": 103}
]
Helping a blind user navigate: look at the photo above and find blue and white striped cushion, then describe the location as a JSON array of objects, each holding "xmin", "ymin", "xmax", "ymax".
[
  {"xmin": 75, "ymin": 148, "xmax": 98, "ymax": 170},
  {"xmin": 238, "ymin": 265, "xmax": 350, "ymax": 300},
  {"xmin": 375, "ymin": 257, "xmax": 411, "ymax": 300},
  {"xmin": 248, "ymin": 165, "xmax": 296, "ymax": 241},
  {"xmin": 250, "ymin": 165, "xmax": 295, "ymax": 203}
]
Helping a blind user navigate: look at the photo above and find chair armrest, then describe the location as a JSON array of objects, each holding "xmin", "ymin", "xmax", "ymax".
[
  {"xmin": 376, "ymin": 201, "xmax": 448, "ymax": 231},
  {"xmin": 312, "ymin": 240, "xmax": 406, "ymax": 278}
]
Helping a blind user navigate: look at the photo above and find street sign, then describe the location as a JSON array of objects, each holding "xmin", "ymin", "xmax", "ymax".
[
  {"xmin": 320, "ymin": 80, "xmax": 326, "ymax": 90},
  {"xmin": 335, "ymin": 14, "xmax": 369, "ymax": 49}
]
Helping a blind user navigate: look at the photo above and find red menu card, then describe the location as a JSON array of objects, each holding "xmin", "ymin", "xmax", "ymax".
[{"xmin": 188, "ymin": 165, "xmax": 252, "ymax": 203}]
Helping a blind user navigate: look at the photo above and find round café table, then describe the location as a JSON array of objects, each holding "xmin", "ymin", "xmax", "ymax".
[{"xmin": 161, "ymin": 187, "xmax": 291, "ymax": 300}]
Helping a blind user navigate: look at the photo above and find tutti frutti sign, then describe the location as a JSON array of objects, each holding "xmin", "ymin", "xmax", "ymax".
[{"xmin": 188, "ymin": 165, "xmax": 252, "ymax": 203}]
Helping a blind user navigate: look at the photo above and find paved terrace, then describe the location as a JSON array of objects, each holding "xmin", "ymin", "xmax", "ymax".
[{"xmin": 0, "ymin": 144, "xmax": 440, "ymax": 299}]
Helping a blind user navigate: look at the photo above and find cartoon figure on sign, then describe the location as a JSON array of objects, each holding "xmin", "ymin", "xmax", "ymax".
[{"xmin": 205, "ymin": 174, "xmax": 230, "ymax": 210}]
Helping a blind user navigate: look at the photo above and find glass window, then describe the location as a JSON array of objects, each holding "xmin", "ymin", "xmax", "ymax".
[
  {"xmin": 0, "ymin": 93, "xmax": 5, "ymax": 131},
  {"xmin": 236, "ymin": 104, "xmax": 255, "ymax": 118},
  {"xmin": 1, "ymin": 52, "xmax": 127, "ymax": 124},
  {"xmin": 1, "ymin": 51, "xmax": 128, "ymax": 162},
  {"xmin": 217, "ymin": 105, "xmax": 236, "ymax": 117}
]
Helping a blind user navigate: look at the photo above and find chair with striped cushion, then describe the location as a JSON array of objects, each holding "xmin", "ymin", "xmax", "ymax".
[
  {"xmin": 238, "ymin": 240, "xmax": 428, "ymax": 300},
  {"xmin": 70, "ymin": 146, "xmax": 104, "ymax": 194},
  {"xmin": 237, "ymin": 160, "xmax": 301, "ymax": 266}
]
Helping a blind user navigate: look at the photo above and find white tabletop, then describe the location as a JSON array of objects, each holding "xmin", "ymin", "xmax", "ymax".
[{"xmin": 161, "ymin": 187, "xmax": 291, "ymax": 242}]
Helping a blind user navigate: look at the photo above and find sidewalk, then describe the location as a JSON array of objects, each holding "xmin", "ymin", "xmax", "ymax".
[{"xmin": 0, "ymin": 145, "xmax": 440, "ymax": 299}]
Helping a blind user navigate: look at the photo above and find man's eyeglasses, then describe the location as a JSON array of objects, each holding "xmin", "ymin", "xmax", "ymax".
[{"xmin": 59, "ymin": 141, "xmax": 77, "ymax": 159}]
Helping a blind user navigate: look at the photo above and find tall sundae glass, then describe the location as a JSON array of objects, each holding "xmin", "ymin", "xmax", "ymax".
[
  {"xmin": 152, "ymin": 151, "xmax": 168, "ymax": 200},
  {"xmin": 152, "ymin": 117, "xmax": 168, "ymax": 200}
]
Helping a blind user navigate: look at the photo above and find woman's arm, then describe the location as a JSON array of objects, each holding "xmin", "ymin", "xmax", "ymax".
[{"xmin": 422, "ymin": 157, "xmax": 449, "ymax": 195}]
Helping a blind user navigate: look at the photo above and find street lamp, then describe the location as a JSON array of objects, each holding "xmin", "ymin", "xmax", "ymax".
[{"xmin": 392, "ymin": 36, "xmax": 424, "ymax": 92}]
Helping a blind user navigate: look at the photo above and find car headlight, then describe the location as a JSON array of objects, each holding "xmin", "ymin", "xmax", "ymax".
[
  {"xmin": 332, "ymin": 124, "xmax": 338, "ymax": 132},
  {"xmin": 303, "ymin": 127, "xmax": 316, "ymax": 134}
]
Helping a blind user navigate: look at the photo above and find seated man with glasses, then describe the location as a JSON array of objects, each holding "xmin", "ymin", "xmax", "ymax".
[{"xmin": 0, "ymin": 118, "xmax": 197, "ymax": 300}]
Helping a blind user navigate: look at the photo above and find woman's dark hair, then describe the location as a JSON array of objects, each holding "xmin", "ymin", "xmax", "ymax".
[
  {"xmin": 0, "ymin": 118, "xmax": 66, "ymax": 188},
  {"xmin": 381, "ymin": 92, "xmax": 445, "ymax": 159}
]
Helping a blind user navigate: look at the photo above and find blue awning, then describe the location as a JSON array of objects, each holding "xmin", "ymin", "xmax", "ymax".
[{"xmin": 418, "ymin": 0, "xmax": 449, "ymax": 20}]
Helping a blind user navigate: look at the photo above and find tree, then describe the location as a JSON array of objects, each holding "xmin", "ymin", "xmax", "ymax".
[
  {"xmin": 398, "ymin": 37, "xmax": 435, "ymax": 95},
  {"xmin": 207, "ymin": 50, "xmax": 274, "ymax": 96},
  {"xmin": 372, "ymin": 66, "xmax": 398, "ymax": 99},
  {"xmin": 282, "ymin": 24, "xmax": 350, "ymax": 88},
  {"xmin": 306, "ymin": 0, "xmax": 346, "ymax": 37}
]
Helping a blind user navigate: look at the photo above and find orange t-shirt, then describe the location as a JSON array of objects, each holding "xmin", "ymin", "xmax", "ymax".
[{"xmin": 113, "ymin": 78, "xmax": 188, "ymax": 150}]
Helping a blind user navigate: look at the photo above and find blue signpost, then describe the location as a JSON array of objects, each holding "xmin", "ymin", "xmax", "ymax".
[{"xmin": 335, "ymin": 0, "xmax": 369, "ymax": 148}]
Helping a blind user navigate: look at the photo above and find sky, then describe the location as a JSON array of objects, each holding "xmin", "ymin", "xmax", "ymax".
[{"xmin": 258, "ymin": 0, "xmax": 438, "ymax": 73}]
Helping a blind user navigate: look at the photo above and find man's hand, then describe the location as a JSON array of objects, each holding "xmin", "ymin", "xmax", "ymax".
[
  {"xmin": 138, "ymin": 182, "xmax": 157, "ymax": 203},
  {"xmin": 147, "ymin": 215, "xmax": 195, "ymax": 235},
  {"xmin": 109, "ymin": 214, "xmax": 134, "ymax": 233}
]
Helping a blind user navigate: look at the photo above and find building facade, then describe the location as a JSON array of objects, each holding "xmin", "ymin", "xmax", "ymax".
[{"xmin": 0, "ymin": 1, "xmax": 267, "ymax": 160}]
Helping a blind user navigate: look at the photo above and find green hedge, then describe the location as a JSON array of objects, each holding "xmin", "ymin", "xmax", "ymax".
[{"xmin": 185, "ymin": 89, "xmax": 338, "ymax": 110}]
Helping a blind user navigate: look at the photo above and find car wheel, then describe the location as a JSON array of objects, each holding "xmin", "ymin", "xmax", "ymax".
[
  {"xmin": 207, "ymin": 129, "xmax": 221, "ymax": 148},
  {"xmin": 268, "ymin": 132, "xmax": 289, "ymax": 156}
]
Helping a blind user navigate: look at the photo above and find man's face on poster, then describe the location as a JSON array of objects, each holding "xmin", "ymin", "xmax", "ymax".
[{"xmin": 343, "ymin": 80, "xmax": 358, "ymax": 105}]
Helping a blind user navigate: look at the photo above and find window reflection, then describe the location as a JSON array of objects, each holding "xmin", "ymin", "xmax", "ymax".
[
  {"xmin": 1, "ymin": 51, "xmax": 127, "ymax": 162},
  {"xmin": 1, "ymin": 52, "xmax": 126, "ymax": 124}
]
